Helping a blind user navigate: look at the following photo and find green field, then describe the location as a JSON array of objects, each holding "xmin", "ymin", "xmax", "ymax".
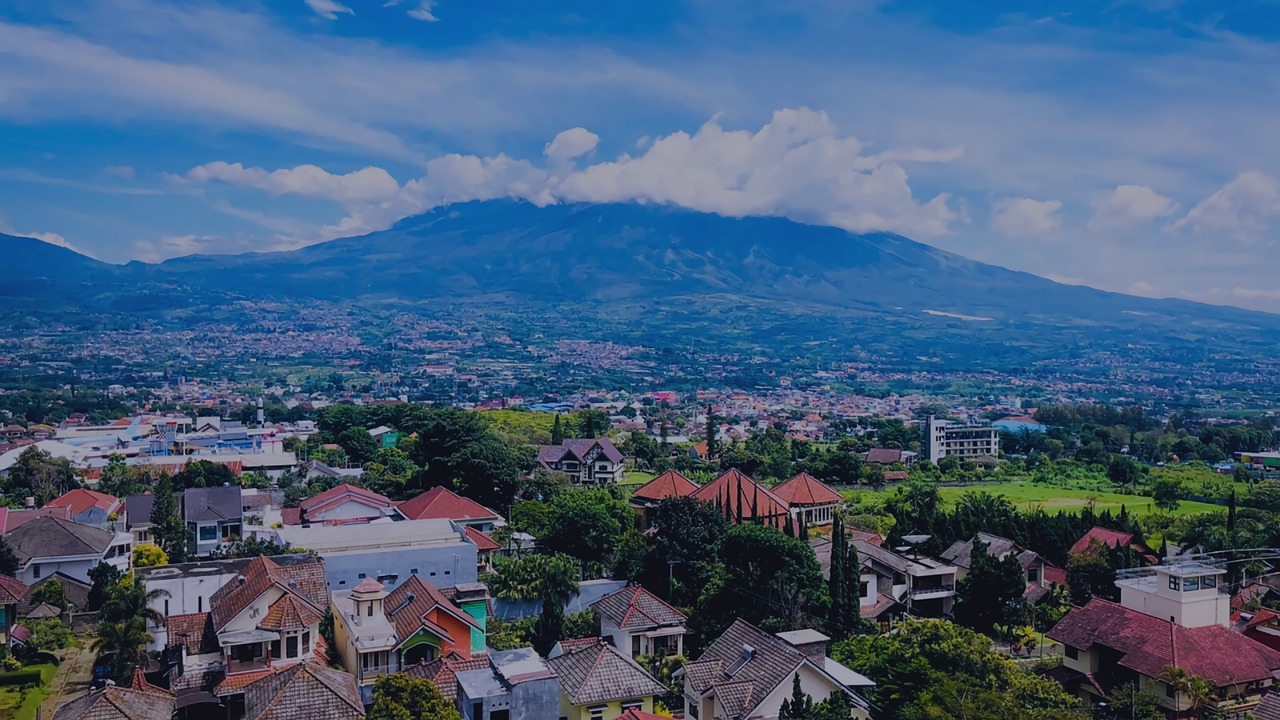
[
  {"xmin": 621, "ymin": 470, "xmax": 658, "ymax": 486},
  {"xmin": 846, "ymin": 482, "xmax": 1224, "ymax": 517}
]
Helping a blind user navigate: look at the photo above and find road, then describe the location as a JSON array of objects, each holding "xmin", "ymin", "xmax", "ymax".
[{"xmin": 38, "ymin": 640, "xmax": 95, "ymax": 718}]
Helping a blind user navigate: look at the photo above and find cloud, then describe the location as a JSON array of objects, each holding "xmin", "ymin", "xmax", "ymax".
[
  {"xmin": 181, "ymin": 162, "xmax": 402, "ymax": 203},
  {"xmin": 990, "ymin": 197, "xmax": 1063, "ymax": 238},
  {"xmin": 1128, "ymin": 281, "xmax": 1159, "ymax": 296},
  {"xmin": 1088, "ymin": 185, "xmax": 1176, "ymax": 232},
  {"xmin": 304, "ymin": 0, "xmax": 353, "ymax": 20},
  {"xmin": 0, "ymin": 213, "xmax": 96, "ymax": 258},
  {"xmin": 104, "ymin": 165, "xmax": 136, "ymax": 179},
  {"xmin": 131, "ymin": 232, "xmax": 307, "ymax": 262},
  {"xmin": 1172, "ymin": 171, "xmax": 1280, "ymax": 244},
  {"xmin": 544, "ymin": 128, "xmax": 600, "ymax": 166},
  {"xmin": 406, "ymin": 1, "xmax": 440, "ymax": 21}
]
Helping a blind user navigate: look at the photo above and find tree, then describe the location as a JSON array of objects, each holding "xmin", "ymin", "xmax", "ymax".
[
  {"xmin": 1159, "ymin": 667, "xmax": 1216, "ymax": 719},
  {"xmin": 489, "ymin": 554, "xmax": 580, "ymax": 605},
  {"xmin": 647, "ymin": 497, "xmax": 729, "ymax": 606},
  {"xmin": 0, "ymin": 537, "xmax": 18, "ymax": 577},
  {"xmin": 551, "ymin": 414, "xmax": 564, "ymax": 445},
  {"xmin": 337, "ymin": 427, "xmax": 379, "ymax": 465},
  {"xmin": 86, "ymin": 561, "xmax": 123, "ymax": 611},
  {"xmin": 150, "ymin": 475, "xmax": 189, "ymax": 563},
  {"xmin": 98, "ymin": 454, "xmax": 146, "ymax": 499},
  {"xmin": 405, "ymin": 407, "xmax": 492, "ymax": 490},
  {"xmin": 100, "ymin": 575, "xmax": 168, "ymax": 627},
  {"xmin": 172, "ymin": 459, "xmax": 236, "ymax": 490},
  {"xmin": 451, "ymin": 438, "xmax": 522, "ymax": 511},
  {"xmin": 540, "ymin": 490, "xmax": 631, "ymax": 572},
  {"xmin": 132, "ymin": 544, "xmax": 168, "ymax": 568},
  {"xmin": 207, "ymin": 536, "xmax": 297, "ymax": 559},
  {"xmin": 5, "ymin": 446, "xmax": 79, "ymax": 506},
  {"xmin": 954, "ymin": 538, "xmax": 1026, "ymax": 634},
  {"xmin": 92, "ymin": 618, "xmax": 152, "ymax": 683},
  {"xmin": 531, "ymin": 594, "xmax": 564, "ymax": 656},
  {"xmin": 575, "ymin": 410, "xmax": 610, "ymax": 439},
  {"xmin": 1108, "ymin": 455, "xmax": 1142, "ymax": 489},
  {"xmin": 1151, "ymin": 475, "xmax": 1183, "ymax": 511},
  {"xmin": 1095, "ymin": 683, "xmax": 1164, "ymax": 720},
  {"xmin": 705, "ymin": 404, "xmax": 718, "ymax": 458},
  {"xmin": 31, "ymin": 579, "xmax": 66, "ymax": 611},
  {"xmin": 368, "ymin": 673, "xmax": 462, "ymax": 720},
  {"xmin": 1066, "ymin": 538, "xmax": 1115, "ymax": 605}
]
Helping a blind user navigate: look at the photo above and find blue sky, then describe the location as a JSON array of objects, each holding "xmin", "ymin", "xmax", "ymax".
[{"xmin": 3, "ymin": 1, "xmax": 1280, "ymax": 311}]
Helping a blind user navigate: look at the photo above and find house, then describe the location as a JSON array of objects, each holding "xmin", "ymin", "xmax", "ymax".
[
  {"xmin": 592, "ymin": 583, "xmax": 688, "ymax": 659},
  {"xmin": 941, "ymin": 532, "xmax": 1057, "ymax": 603},
  {"xmin": 46, "ymin": 488, "xmax": 124, "ymax": 531},
  {"xmin": 1069, "ymin": 526, "xmax": 1159, "ymax": 565},
  {"xmin": 5, "ymin": 515, "xmax": 132, "ymax": 585},
  {"xmin": 681, "ymin": 620, "xmax": 874, "ymax": 720},
  {"xmin": 691, "ymin": 469, "xmax": 791, "ymax": 531},
  {"xmin": 243, "ymin": 662, "xmax": 365, "ymax": 720},
  {"xmin": 456, "ymin": 648, "xmax": 562, "ymax": 720},
  {"xmin": 396, "ymin": 486, "xmax": 505, "ymax": 532},
  {"xmin": 123, "ymin": 494, "xmax": 156, "ymax": 545},
  {"xmin": 404, "ymin": 652, "xmax": 491, "ymax": 704},
  {"xmin": 628, "ymin": 470, "xmax": 699, "ymax": 529},
  {"xmin": 863, "ymin": 448, "xmax": 913, "ymax": 467},
  {"xmin": 467, "ymin": 526, "xmax": 502, "ymax": 574},
  {"xmin": 284, "ymin": 483, "xmax": 399, "ymax": 526},
  {"xmin": 302, "ymin": 459, "xmax": 363, "ymax": 481},
  {"xmin": 0, "ymin": 506, "xmax": 72, "ymax": 535},
  {"xmin": 1234, "ymin": 608, "xmax": 1280, "ymax": 652},
  {"xmin": 773, "ymin": 473, "xmax": 842, "ymax": 528},
  {"xmin": 331, "ymin": 575, "xmax": 489, "ymax": 704},
  {"xmin": 536, "ymin": 438, "xmax": 626, "ymax": 485},
  {"xmin": 0, "ymin": 574, "xmax": 27, "ymax": 645},
  {"xmin": 855, "ymin": 539, "xmax": 957, "ymax": 620},
  {"xmin": 548, "ymin": 638, "xmax": 668, "ymax": 720},
  {"xmin": 1, "ymin": 425, "xmax": 25, "ymax": 441},
  {"xmin": 138, "ymin": 554, "xmax": 326, "ymax": 650},
  {"xmin": 183, "ymin": 486, "xmax": 243, "ymax": 557},
  {"xmin": 22, "ymin": 573, "xmax": 89, "ymax": 616},
  {"xmin": 51, "ymin": 680, "xmax": 175, "ymax": 720},
  {"xmin": 274, "ymin": 518, "xmax": 479, "ymax": 592}
]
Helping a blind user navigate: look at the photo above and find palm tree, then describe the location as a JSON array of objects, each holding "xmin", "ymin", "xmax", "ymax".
[
  {"xmin": 490, "ymin": 554, "xmax": 579, "ymax": 604},
  {"xmin": 100, "ymin": 576, "xmax": 169, "ymax": 627},
  {"xmin": 1160, "ymin": 666, "xmax": 1216, "ymax": 718},
  {"xmin": 92, "ymin": 618, "xmax": 153, "ymax": 682}
]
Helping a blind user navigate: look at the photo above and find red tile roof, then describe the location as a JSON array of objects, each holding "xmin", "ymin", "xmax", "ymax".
[
  {"xmin": 396, "ymin": 486, "xmax": 500, "ymax": 523},
  {"xmin": 405, "ymin": 653, "xmax": 490, "ymax": 702},
  {"xmin": 1044, "ymin": 566, "xmax": 1069, "ymax": 587},
  {"xmin": 692, "ymin": 469, "xmax": 790, "ymax": 528},
  {"xmin": 0, "ymin": 574, "xmax": 27, "ymax": 604},
  {"xmin": 166, "ymin": 613, "xmax": 217, "ymax": 656},
  {"xmin": 46, "ymin": 488, "xmax": 120, "ymax": 515},
  {"xmin": 298, "ymin": 483, "xmax": 391, "ymax": 516},
  {"xmin": 259, "ymin": 593, "xmax": 323, "ymax": 631},
  {"xmin": 1070, "ymin": 527, "xmax": 1136, "ymax": 556},
  {"xmin": 384, "ymin": 574, "xmax": 479, "ymax": 646},
  {"xmin": 208, "ymin": 556, "xmax": 327, "ymax": 633},
  {"xmin": 1048, "ymin": 599, "xmax": 1280, "ymax": 686},
  {"xmin": 772, "ymin": 473, "xmax": 842, "ymax": 507},
  {"xmin": 592, "ymin": 584, "xmax": 687, "ymax": 630},
  {"xmin": 465, "ymin": 527, "xmax": 501, "ymax": 552},
  {"xmin": 631, "ymin": 471, "xmax": 700, "ymax": 502}
]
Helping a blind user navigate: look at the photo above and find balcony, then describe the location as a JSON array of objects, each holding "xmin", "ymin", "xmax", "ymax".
[
  {"xmin": 910, "ymin": 584, "xmax": 956, "ymax": 599},
  {"xmin": 226, "ymin": 658, "xmax": 270, "ymax": 675}
]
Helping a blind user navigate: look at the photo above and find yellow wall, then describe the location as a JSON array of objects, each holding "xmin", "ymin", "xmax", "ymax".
[{"xmin": 559, "ymin": 693, "xmax": 656, "ymax": 720}]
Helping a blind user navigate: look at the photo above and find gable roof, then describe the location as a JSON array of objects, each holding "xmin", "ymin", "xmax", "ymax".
[
  {"xmin": 1070, "ymin": 527, "xmax": 1136, "ymax": 556},
  {"xmin": 684, "ymin": 619, "xmax": 807, "ymax": 718},
  {"xmin": 864, "ymin": 448, "xmax": 903, "ymax": 464},
  {"xmin": 405, "ymin": 653, "xmax": 490, "ymax": 702},
  {"xmin": 630, "ymin": 470, "xmax": 700, "ymax": 502},
  {"xmin": 47, "ymin": 488, "xmax": 120, "ymax": 515},
  {"xmin": 260, "ymin": 593, "xmax": 324, "ymax": 631},
  {"xmin": 1048, "ymin": 598, "xmax": 1280, "ymax": 686},
  {"xmin": 941, "ymin": 532, "xmax": 1022, "ymax": 569},
  {"xmin": 384, "ymin": 573, "xmax": 480, "ymax": 646},
  {"xmin": 244, "ymin": 662, "xmax": 365, "ymax": 720},
  {"xmin": 183, "ymin": 486, "xmax": 242, "ymax": 523},
  {"xmin": 592, "ymin": 584, "xmax": 687, "ymax": 630},
  {"xmin": 465, "ymin": 526, "xmax": 501, "ymax": 552},
  {"xmin": 396, "ymin": 486, "xmax": 500, "ymax": 523},
  {"xmin": 0, "ymin": 573, "xmax": 28, "ymax": 604},
  {"xmin": 166, "ymin": 612, "xmax": 219, "ymax": 656},
  {"xmin": 51, "ymin": 686, "xmax": 175, "ymax": 720},
  {"xmin": 6, "ymin": 515, "xmax": 115, "ymax": 562},
  {"xmin": 691, "ymin": 469, "xmax": 790, "ymax": 526},
  {"xmin": 0, "ymin": 506, "xmax": 73, "ymax": 535},
  {"xmin": 123, "ymin": 495, "xmax": 154, "ymax": 529},
  {"xmin": 548, "ymin": 639, "xmax": 667, "ymax": 706},
  {"xmin": 299, "ymin": 483, "xmax": 391, "ymax": 516},
  {"xmin": 209, "ymin": 555, "xmax": 327, "ymax": 632},
  {"xmin": 772, "ymin": 473, "xmax": 842, "ymax": 507}
]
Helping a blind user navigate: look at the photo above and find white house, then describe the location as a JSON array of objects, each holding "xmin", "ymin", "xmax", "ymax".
[{"xmin": 5, "ymin": 515, "xmax": 131, "ymax": 585}]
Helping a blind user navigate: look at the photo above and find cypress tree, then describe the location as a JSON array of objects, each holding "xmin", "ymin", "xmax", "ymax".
[
  {"xmin": 844, "ymin": 541, "xmax": 863, "ymax": 630},
  {"xmin": 150, "ymin": 475, "xmax": 188, "ymax": 563},
  {"xmin": 828, "ymin": 513, "xmax": 846, "ymax": 636},
  {"xmin": 551, "ymin": 414, "xmax": 564, "ymax": 445},
  {"xmin": 705, "ymin": 404, "xmax": 717, "ymax": 459}
]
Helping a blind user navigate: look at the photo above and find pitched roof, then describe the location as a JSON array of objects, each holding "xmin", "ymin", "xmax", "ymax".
[
  {"xmin": 591, "ymin": 584, "xmax": 687, "ymax": 630},
  {"xmin": 299, "ymin": 483, "xmax": 391, "ymax": 515},
  {"xmin": 405, "ymin": 653, "xmax": 491, "ymax": 702},
  {"xmin": 684, "ymin": 619, "xmax": 806, "ymax": 718},
  {"xmin": 209, "ymin": 556, "xmax": 326, "ymax": 632},
  {"xmin": 384, "ymin": 573, "xmax": 480, "ymax": 646},
  {"xmin": 166, "ymin": 612, "xmax": 219, "ymax": 656},
  {"xmin": 1070, "ymin": 527, "xmax": 1137, "ymax": 556},
  {"xmin": 1048, "ymin": 598, "xmax": 1280, "ymax": 686},
  {"xmin": 6, "ymin": 515, "xmax": 115, "ymax": 562},
  {"xmin": 630, "ymin": 471, "xmax": 700, "ymax": 502},
  {"xmin": 465, "ymin": 526, "xmax": 501, "ymax": 552},
  {"xmin": 547, "ymin": 639, "xmax": 667, "ymax": 706},
  {"xmin": 864, "ymin": 448, "xmax": 903, "ymax": 464},
  {"xmin": 772, "ymin": 473, "xmax": 843, "ymax": 507},
  {"xmin": 244, "ymin": 663, "xmax": 365, "ymax": 720},
  {"xmin": 47, "ymin": 488, "xmax": 120, "ymax": 515},
  {"xmin": 0, "ymin": 506, "xmax": 73, "ymax": 534},
  {"xmin": 691, "ymin": 469, "xmax": 790, "ymax": 526},
  {"xmin": 1256, "ymin": 691, "xmax": 1280, "ymax": 720},
  {"xmin": 542, "ymin": 438, "xmax": 625, "ymax": 464},
  {"xmin": 941, "ymin": 532, "xmax": 1022, "ymax": 569},
  {"xmin": 51, "ymin": 686, "xmax": 175, "ymax": 720},
  {"xmin": 123, "ymin": 495, "xmax": 154, "ymax": 529},
  {"xmin": 396, "ymin": 486, "xmax": 500, "ymax": 522},
  {"xmin": 182, "ymin": 486, "xmax": 242, "ymax": 523},
  {"xmin": 0, "ymin": 573, "xmax": 28, "ymax": 604},
  {"xmin": 259, "ymin": 593, "xmax": 324, "ymax": 631}
]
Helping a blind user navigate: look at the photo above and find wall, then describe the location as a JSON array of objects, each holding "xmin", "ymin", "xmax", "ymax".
[
  {"xmin": 318, "ymin": 545, "xmax": 478, "ymax": 593},
  {"xmin": 559, "ymin": 694, "xmax": 655, "ymax": 720},
  {"xmin": 331, "ymin": 606, "xmax": 361, "ymax": 685},
  {"xmin": 751, "ymin": 663, "xmax": 863, "ymax": 720},
  {"xmin": 459, "ymin": 598, "xmax": 488, "ymax": 655},
  {"xmin": 19, "ymin": 555, "xmax": 114, "ymax": 586},
  {"xmin": 311, "ymin": 500, "xmax": 384, "ymax": 523}
]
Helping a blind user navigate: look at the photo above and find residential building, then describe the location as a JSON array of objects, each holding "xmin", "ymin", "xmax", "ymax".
[
  {"xmin": 920, "ymin": 415, "xmax": 999, "ymax": 462},
  {"xmin": 124, "ymin": 493, "xmax": 156, "ymax": 545},
  {"xmin": 45, "ymin": 488, "xmax": 124, "ymax": 530},
  {"xmin": 183, "ymin": 486, "xmax": 243, "ymax": 557},
  {"xmin": 853, "ymin": 539, "xmax": 958, "ymax": 620},
  {"xmin": 863, "ymin": 448, "xmax": 915, "ymax": 467},
  {"xmin": 941, "ymin": 532, "xmax": 1057, "ymax": 603},
  {"xmin": 0, "ymin": 574, "xmax": 27, "ymax": 645},
  {"xmin": 405, "ymin": 652, "xmax": 490, "ymax": 705},
  {"xmin": 536, "ymin": 438, "xmax": 625, "ymax": 485},
  {"xmin": 1115, "ymin": 562, "xmax": 1230, "ymax": 630},
  {"xmin": 5, "ymin": 515, "xmax": 131, "ymax": 585},
  {"xmin": 274, "ymin": 518, "xmax": 479, "ymax": 592},
  {"xmin": 691, "ymin": 469, "xmax": 790, "ymax": 531},
  {"xmin": 282, "ymin": 483, "xmax": 399, "ymax": 526},
  {"xmin": 548, "ymin": 638, "xmax": 668, "ymax": 720},
  {"xmin": 51, "ymin": 681, "xmax": 175, "ymax": 720},
  {"xmin": 456, "ymin": 647, "xmax": 561, "ymax": 720},
  {"xmin": 592, "ymin": 584, "xmax": 688, "ymax": 659},
  {"xmin": 22, "ymin": 573, "xmax": 88, "ymax": 616},
  {"xmin": 0, "ymin": 506, "xmax": 72, "ymax": 535},
  {"xmin": 772, "ymin": 472, "xmax": 842, "ymax": 528},
  {"xmin": 330, "ymin": 575, "xmax": 488, "ymax": 704},
  {"xmin": 1069, "ymin": 526, "xmax": 1159, "ymax": 565},
  {"xmin": 243, "ymin": 662, "xmax": 366, "ymax": 720},
  {"xmin": 681, "ymin": 620, "xmax": 874, "ymax": 720},
  {"xmin": 396, "ymin": 486, "xmax": 504, "ymax": 532},
  {"xmin": 628, "ymin": 470, "xmax": 699, "ymax": 530}
]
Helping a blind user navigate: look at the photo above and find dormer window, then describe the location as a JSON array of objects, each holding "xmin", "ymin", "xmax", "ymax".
[{"xmin": 1168, "ymin": 576, "xmax": 1180, "ymax": 591}]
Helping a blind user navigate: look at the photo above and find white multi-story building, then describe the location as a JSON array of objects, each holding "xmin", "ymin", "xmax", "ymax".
[{"xmin": 920, "ymin": 415, "xmax": 999, "ymax": 461}]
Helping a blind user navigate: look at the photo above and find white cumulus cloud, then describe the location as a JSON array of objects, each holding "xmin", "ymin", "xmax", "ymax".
[
  {"xmin": 304, "ymin": 0, "xmax": 353, "ymax": 20},
  {"xmin": 406, "ymin": 1, "xmax": 440, "ymax": 21},
  {"xmin": 544, "ymin": 128, "xmax": 600, "ymax": 167},
  {"xmin": 1172, "ymin": 171, "xmax": 1280, "ymax": 244},
  {"xmin": 182, "ymin": 162, "xmax": 402, "ymax": 204},
  {"xmin": 990, "ymin": 197, "xmax": 1063, "ymax": 238},
  {"xmin": 1088, "ymin": 185, "xmax": 1177, "ymax": 232}
]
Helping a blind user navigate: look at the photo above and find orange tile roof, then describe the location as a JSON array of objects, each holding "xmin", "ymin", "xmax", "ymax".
[
  {"xmin": 259, "ymin": 593, "xmax": 323, "ymax": 631},
  {"xmin": 772, "ymin": 473, "xmax": 842, "ymax": 507},
  {"xmin": 631, "ymin": 470, "xmax": 700, "ymax": 502},
  {"xmin": 692, "ymin": 469, "xmax": 790, "ymax": 528},
  {"xmin": 46, "ymin": 488, "xmax": 120, "ymax": 515},
  {"xmin": 397, "ymin": 486, "xmax": 500, "ymax": 522},
  {"xmin": 465, "ymin": 526, "xmax": 501, "ymax": 552}
]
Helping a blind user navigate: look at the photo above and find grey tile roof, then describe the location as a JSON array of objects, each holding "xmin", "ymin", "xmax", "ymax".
[
  {"xmin": 183, "ymin": 486, "xmax": 242, "ymax": 523},
  {"xmin": 548, "ymin": 639, "xmax": 667, "ymax": 706},
  {"xmin": 941, "ymin": 532, "xmax": 1021, "ymax": 569},
  {"xmin": 686, "ymin": 619, "xmax": 806, "ymax": 718},
  {"xmin": 124, "ymin": 494, "xmax": 154, "ymax": 529},
  {"xmin": 51, "ymin": 686, "xmax": 175, "ymax": 720},
  {"xmin": 592, "ymin": 584, "xmax": 687, "ymax": 630},
  {"xmin": 1255, "ymin": 692, "xmax": 1280, "ymax": 720},
  {"xmin": 7, "ymin": 515, "xmax": 114, "ymax": 562},
  {"xmin": 244, "ymin": 663, "xmax": 365, "ymax": 720},
  {"xmin": 538, "ymin": 438, "xmax": 624, "ymax": 465}
]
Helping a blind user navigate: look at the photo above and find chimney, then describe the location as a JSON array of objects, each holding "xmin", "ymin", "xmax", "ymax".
[
  {"xmin": 256, "ymin": 397, "xmax": 264, "ymax": 427},
  {"xmin": 23, "ymin": 497, "xmax": 34, "ymax": 509}
]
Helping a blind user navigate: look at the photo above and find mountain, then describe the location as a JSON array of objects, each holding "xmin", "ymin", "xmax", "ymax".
[{"xmin": 5, "ymin": 200, "xmax": 1279, "ymax": 368}]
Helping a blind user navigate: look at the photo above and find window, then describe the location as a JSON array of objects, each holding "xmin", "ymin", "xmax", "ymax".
[
  {"xmin": 588, "ymin": 705, "xmax": 608, "ymax": 719},
  {"xmin": 286, "ymin": 635, "xmax": 298, "ymax": 658},
  {"xmin": 303, "ymin": 631, "xmax": 311, "ymax": 655},
  {"xmin": 199, "ymin": 525, "xmax": 217, "ymax": 542},
  {"xmin": 198, "ymin": 596, "xmax": 203, "ymax": 612},
  {"xmin": 164, "ymin": 600, "xmax": 169, "ymax": 616},
  {"xmin": 860, "ymin": 581, "xmax": 869, "ymax": 599},
  {"xmin": 31, "ymin": 565, "xmax": 40, "ymax": 580},
  {"xmin": 1065, "ymin": 646, "xmax": 1078, "ymax": 660},
  {"xmin": 1202, "ymin": 575, "xmax": 1217, "ymax": 589},
  {"xmin": 491, "ymin": 712, "xmax": 509, "ymax": 720},
  {"xmin": 366, "ymin": 603, "xmax": 373, "ymax": 617},
  {"xmin": 632, "ymin": 635, "xmax": 642, "ymax": 657},
  {"xmin": 271, "ymin": 639, "xmax": 281, "ymax": 659},
  {"xmin": 1184, "ymin": 576, "xmax": 1200, "ymax": 592},
  {"xmin": 411, "ymin": 569, "xmax": 418, "ymax": 575},
  {"xmin": 621, "ymin": 700, "xmax": 644, "ymax": 710},
  {"xmin": 1166, "ymin": 683, "xmax": 1176, "ymax": 698},
  {"xmin": 1027, "ymin": 568, "xmax": 1040, "ymax": 583},
  {"xmin": 358, "ymin": 573, "xmax": 366, "ymax": 579},
  {"xmin": 1168, "ymin": 576, "xmax": 1180, "ymax": 591}
]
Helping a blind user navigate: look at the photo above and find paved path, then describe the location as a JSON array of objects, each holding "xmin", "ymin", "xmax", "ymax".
[{"xmin": 38, "ymin": 641, "xmax": 95, "ymax": 719}]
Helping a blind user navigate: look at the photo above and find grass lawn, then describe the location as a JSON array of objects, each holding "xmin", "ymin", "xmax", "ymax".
[
  {"xmin": 0, "ymin": 664, "xmax": 56, "ymax": 720},
  {"xmin": 845, "ymin": 482, "xmax": 1223, "ymax": 517},
  {"xmin": 621, "ymin": 470, "xmax": 658, "ymax": 486}
]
